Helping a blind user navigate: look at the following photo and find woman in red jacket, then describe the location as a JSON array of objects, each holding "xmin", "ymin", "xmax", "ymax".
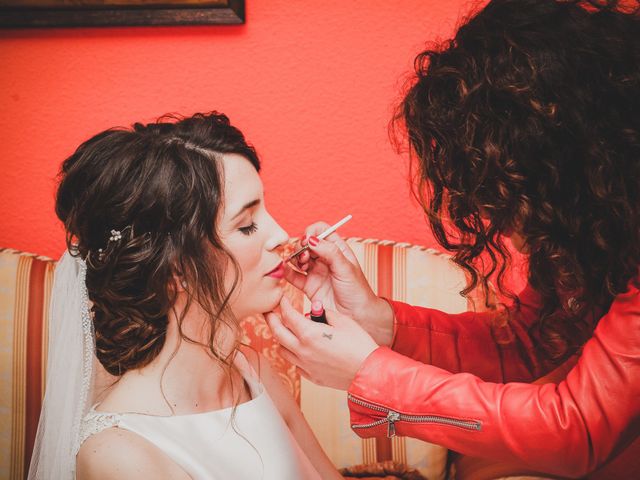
[{"xmin": 266, "ymin": 0, "xmax": 640, "ymax": 477}]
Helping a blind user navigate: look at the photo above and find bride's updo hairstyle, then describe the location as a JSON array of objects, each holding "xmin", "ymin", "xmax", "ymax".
[{"xmin": 55, "ymin": 112, "xmax": 260, "ymax": 376}]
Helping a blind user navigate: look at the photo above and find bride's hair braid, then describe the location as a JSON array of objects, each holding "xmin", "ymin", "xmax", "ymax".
[{"xmin": 55, "ymin": 112, "xmax": 260, "ymax": 376}]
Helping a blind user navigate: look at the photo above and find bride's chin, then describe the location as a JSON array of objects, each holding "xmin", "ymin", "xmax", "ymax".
[
  {"xmin": 247, "ymin": 285, "xmax": 285, "ymax": 316},
  {"xmin": 264, "ymin": 286, "xmax": 286, "ymax": 311}
]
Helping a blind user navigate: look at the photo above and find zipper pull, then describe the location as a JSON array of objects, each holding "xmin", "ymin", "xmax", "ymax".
[{"xmin": 386, "ymin": 410, "xmax": 400, "ymax": 438}]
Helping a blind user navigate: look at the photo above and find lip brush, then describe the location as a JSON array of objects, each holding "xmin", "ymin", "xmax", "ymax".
[{"xmin": 285, "ymin": 214, "xmax": 353, "ymax": 262}]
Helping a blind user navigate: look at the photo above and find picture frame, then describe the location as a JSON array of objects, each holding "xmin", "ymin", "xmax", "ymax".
[{"xmin": 0, "ymin": 0, "xmax": 245, "ymax": 28}]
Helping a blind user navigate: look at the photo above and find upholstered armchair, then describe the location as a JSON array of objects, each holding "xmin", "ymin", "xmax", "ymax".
[{"xmin": 1, "ymin": 239, "xmax": 475, "ymax": 480}]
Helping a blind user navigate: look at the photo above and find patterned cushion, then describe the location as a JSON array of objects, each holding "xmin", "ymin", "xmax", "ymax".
[{"xmin": 0, "ymin": 241, "xmax": 471, "ymax": 479}]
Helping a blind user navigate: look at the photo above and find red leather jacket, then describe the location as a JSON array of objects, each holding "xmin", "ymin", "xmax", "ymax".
[{"xmin": 347, "ymin": 281, "xmax": 640, "ymax": 478}]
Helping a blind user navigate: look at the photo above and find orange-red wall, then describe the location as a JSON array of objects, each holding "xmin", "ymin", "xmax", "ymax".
[{"xmin": 2, "ymin": 1, "xmax": 529, "ymax": 290}]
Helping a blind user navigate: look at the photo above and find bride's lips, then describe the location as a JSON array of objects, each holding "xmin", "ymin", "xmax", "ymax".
[{"xmin": 265, "ymin": 261, "xmax": 285, "ymax": 279}]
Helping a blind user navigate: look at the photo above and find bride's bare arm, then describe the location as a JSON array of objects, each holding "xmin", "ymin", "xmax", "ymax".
[
  {"xmin": 76, "ymin": 428, "xmax": 191, "ymax": 480},
  {"xmin": 241, "ymin": 346, "xmax": 343, "ymax": 480}
]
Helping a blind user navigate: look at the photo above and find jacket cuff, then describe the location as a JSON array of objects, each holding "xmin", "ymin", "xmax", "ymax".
[
  {"xmin": 378, "ymin": 297, "xmax": 400, "ymax": 347},
  {"xmin": 348, "ymin": 345, "xmax": 430, "ymax": 413},
  {"xmin": 385, "ymin": 299, "xmax": 435, "ymax": 361},
  {"xmin": 347, "ymin": 346, "xmax": 402, "ymax": 438},
  {"xmin": 383, "ymin": 298, "xmax": 416, "ymax": 350},
  {"xmin": 347, "ymin": 345, "xmax": 452, "ymax": 439}
]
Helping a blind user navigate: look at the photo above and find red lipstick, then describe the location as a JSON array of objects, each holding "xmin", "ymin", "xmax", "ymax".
[
  {"xmin": 266, "ymin": 262, "xmax": 285, "ymax": 279},
  {"xmin": 310, "ymin": 300, "xmax": 328, "ymax": 324}
]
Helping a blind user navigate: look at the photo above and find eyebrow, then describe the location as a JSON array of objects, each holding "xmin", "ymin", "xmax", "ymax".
[{"xmin": 231, "ymin": 199, "xmax": 261, "ymax": 221}]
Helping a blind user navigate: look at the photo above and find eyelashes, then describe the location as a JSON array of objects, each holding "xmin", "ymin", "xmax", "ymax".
[{"xmin": 239, "ymin": 222, "xmax": 258, "ymax": 236}]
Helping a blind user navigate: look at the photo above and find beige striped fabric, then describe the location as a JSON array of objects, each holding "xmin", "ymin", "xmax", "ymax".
[
  {"xmin": 0, "ymin": 249, "xmax": 55, "ymax": 480},
  {"xmin": 300, "ymin": 238, "xmax": 469, "ymax": 480}
]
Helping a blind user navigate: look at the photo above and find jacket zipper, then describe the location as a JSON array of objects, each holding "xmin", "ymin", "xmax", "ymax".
[{"xmin": 348, "ymin": 393, "xmax": 482, "ymax": 437}]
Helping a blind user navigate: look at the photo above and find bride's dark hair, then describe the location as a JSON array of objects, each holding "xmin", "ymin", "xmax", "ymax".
[{"xmin": 55, "ymin": 112, "xmax": 259, "ymax": 376}]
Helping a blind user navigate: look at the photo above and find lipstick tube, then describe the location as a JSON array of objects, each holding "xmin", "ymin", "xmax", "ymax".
[{"xmin": 309, "ymin": 300, "xmax": 328, "ymax": 324}]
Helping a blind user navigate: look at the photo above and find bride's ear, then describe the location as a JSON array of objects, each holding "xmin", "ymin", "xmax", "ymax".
[
  {"xmin": 170, "ymin": 257, "xmax": 189, "ymax": 294},
  {"xmin": 172, "ymin": 272, "xmax": 188, "ymax": 293}
]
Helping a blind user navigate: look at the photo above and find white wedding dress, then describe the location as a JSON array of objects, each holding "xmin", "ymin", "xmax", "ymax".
[{"xmin": 78, "ymin": 353, "xmax": 320, "ymax": 479}]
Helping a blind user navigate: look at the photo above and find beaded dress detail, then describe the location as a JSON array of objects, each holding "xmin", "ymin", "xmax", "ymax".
[{"xmin": 79, "ymin": 410, "xmax": 121, "ymax": 447}]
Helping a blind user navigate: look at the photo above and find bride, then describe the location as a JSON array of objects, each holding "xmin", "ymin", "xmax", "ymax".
[{"xmin": 28, "ymin": 112, "xmax": 341, "ymax": 479}]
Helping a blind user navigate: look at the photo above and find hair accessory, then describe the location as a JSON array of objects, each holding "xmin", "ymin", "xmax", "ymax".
[{"xmin": 92, "ymin": 227, "xmax": 128, "ymax": 261}]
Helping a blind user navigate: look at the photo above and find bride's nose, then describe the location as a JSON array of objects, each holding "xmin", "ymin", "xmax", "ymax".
[{"xmin": 264, "ymin": 214, "xmax": 289, "ymax": 251}]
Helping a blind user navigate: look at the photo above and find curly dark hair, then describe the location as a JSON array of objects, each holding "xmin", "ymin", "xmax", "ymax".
[
  {"xmin": 395, "ymin": 0, "xmax": 640, "ymax": 361},
  {"xmin": 55, "ymin": 112, "xmax": 260, "ymax": 376}
]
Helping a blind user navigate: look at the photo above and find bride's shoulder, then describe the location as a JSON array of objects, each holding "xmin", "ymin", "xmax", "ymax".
[
  {"xmin": 92, "ymin": 374, "xmax": 170, "ymax": 415},
  {"xmin": 237, "ymin": 346, "xmax": 297, "ymax": 419},
  {"xmin": 76, "ymin": 426, "xmax": 190, "ymax": 479}
]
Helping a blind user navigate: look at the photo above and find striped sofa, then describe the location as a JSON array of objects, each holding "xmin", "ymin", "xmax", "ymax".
[{"xmin": 1, "ymin": 240, "xmax": 474, "ymax": 480}]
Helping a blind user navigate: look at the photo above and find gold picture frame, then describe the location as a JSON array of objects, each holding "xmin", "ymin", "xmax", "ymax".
[{"xmin": 0, "ymin": 0, "xmax": 245, "ymax": 27}]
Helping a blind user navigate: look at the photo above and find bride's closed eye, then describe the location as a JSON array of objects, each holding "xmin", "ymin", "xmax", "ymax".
[{"xmin": 239, "ymin": 222, "xmax": 258, "ymax": 235}]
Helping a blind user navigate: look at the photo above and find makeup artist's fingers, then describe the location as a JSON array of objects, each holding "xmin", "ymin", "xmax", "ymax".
[
  {"xmin": 300, "ymin": 222, "xmax": 330, "ymax": 264},
  {"xmin": 279, "ymin": 348, "xmax": 323, "ymax": 386},
  {"xmin": 278, "ymin": 296, "xmax": 314, "ymax": 340},
  {"xmin": 323, "ymin": 308, "xmax": 358, "ymax": 329},
  {"xmin": 299, "ymin": 236, "xmax": 309, "ymax": 255},
  {"xmin": 264, "ymin": 310, "xmax": 301, "ymax": 352},
  {"xmin": 293, "ymin": 249, "xmax": 312, "ymax": 271},
  {"xmin": 299, "ymin": 249, "xmax": 311, "ymax": 266},
  {"xmin": 283, "ymin": 263, "xmax": 307, "ymax": 291},
  {"xmin": 288, "ymin": 250, "xmax": 310, "ymax": 271},
  {"xmin": 307, "ymin": 237, "xmax": 355, "ymax": 277},
  {"xmin": 304, "ymin": 221, "xmax": 358, "ymax": 265},
  {"xmin": 303, "ymin": 221, "xmax": 331, "ymax": 238},
  {"xmin": 277, "ymin": 346, "xmax": 303, "ymax": 369},
  {"xmin": 322, "ymin": 233, "xmax": 357, "ymax": 264},
  {"xmin": 279, "ymin": 346, "xmax": 321, "ymax": 385},
  {"xmin": 288, "ymin": 236, "xmax": 308, "ymax": 269}
]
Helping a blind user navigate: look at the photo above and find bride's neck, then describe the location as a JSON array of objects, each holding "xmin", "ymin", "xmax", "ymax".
[
  {"xmin": 164, "ymin": 298, "xmax": 238, "ymax": 370},
  {"xmin": 109, "ymin": 298, "xmax": 246, "ymax": 415}
]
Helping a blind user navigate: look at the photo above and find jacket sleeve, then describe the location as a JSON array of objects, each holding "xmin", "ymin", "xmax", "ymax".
[
  {"xmin": 388, "ymin": 283, "xmax": 552, "ymax": 382},
  {"xmin": 348, "ymin": 283, "xmax": 640, "ymax": 478}
]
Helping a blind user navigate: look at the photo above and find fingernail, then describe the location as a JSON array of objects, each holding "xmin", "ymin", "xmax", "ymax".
[
  {"xmin": 309, "ymin": 236, "xmax": 319, "ymax": 247},
  {"xmin": 301, "ymin": 235, "xmax": 309, "ymax": 246}
]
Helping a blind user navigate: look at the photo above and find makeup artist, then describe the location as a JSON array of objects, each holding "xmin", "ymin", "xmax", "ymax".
[{"xmin": 265, "ymin": 0, "xmax": 640, "ymax": 477}]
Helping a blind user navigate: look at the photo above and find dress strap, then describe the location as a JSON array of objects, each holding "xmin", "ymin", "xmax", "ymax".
[{"xmin": 78, "ymin": 408, "xmax": 122, "ymax": 448}]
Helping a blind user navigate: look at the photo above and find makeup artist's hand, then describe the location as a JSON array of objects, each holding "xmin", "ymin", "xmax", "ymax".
[
  {"xmin": 286, "ymin": 223, "xmax": 394, "ymax": 346},
  {"xmin": 265, "ymin": 297, "xmax": 378, "ymax": 390}
]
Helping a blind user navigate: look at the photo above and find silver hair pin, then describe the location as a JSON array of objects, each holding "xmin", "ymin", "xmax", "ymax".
[{"xmin": 94, "ymin": 228, "xmax": 125, "ymax": 261}]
